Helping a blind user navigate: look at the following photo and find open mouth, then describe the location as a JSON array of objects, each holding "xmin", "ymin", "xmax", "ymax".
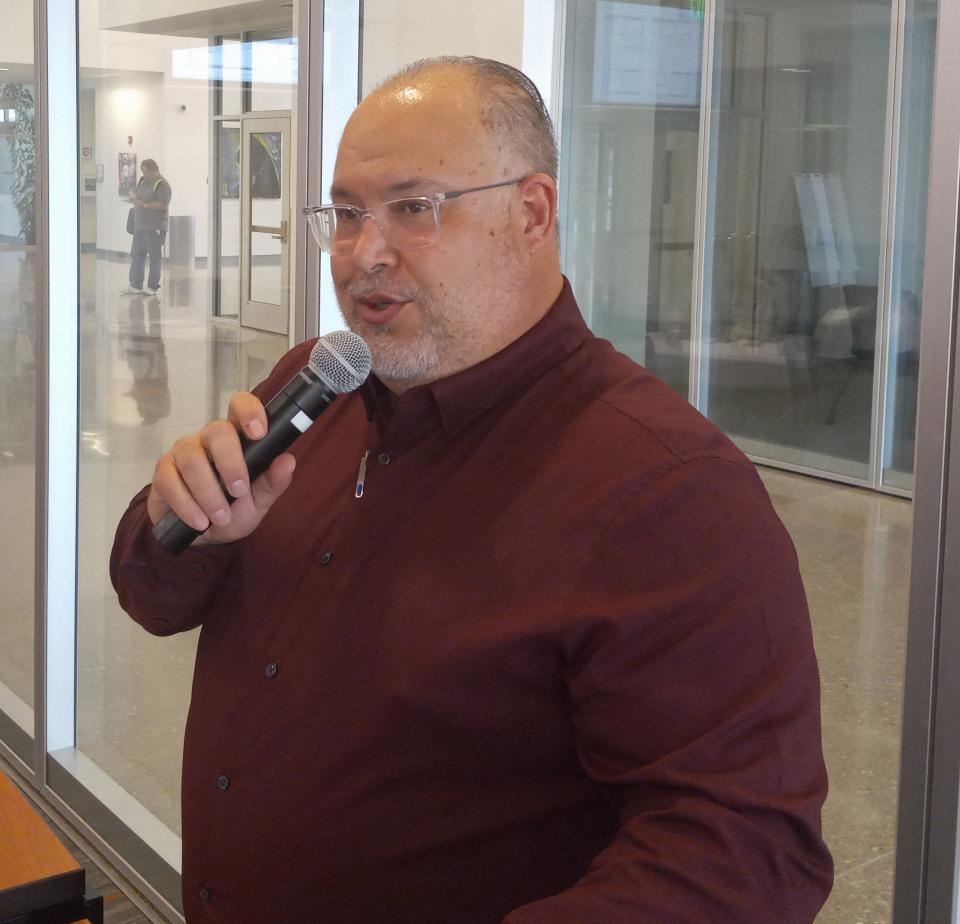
[{"xmin": 358, "ymin": 295, "xmax": 410, "ymax": 325}]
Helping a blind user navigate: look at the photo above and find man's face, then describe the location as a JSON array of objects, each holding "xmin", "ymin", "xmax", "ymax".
[{"xmin": 330, "ymin": 71, "xmax": 526, "ymax": 391}]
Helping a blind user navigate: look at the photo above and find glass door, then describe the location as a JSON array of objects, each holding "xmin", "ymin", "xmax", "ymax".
[
  {"xmin": 560, "ymin": 0, "xmax": 705, "ymax": 397},
  {"xmin": 561, "ymin": 0, "xmax": 932, "ymax": 494},
  {"xmin": 0, "ymin": 0, "xmax": 39, "ymax": 769},
  {"xmin": 213, "ymin": 118, "xmax": 241, "ymax": 320},
  {"xmin": 702, "ymin": 0, "xmax": 895, "ymax": 482},
  {"xmin": 241, "ymin": 115, "xmax": 290, "ymax": 335}
]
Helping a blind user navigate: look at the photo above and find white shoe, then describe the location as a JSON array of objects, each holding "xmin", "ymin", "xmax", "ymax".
[
  {"xmin": 143, "ymin": 286, "xmax": 159, "ymax": 297},
  {"xmin": 120, "ymin": 285, "xmax": 144, "ymax": 295}
]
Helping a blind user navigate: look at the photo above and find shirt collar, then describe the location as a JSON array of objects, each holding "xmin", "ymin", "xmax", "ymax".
[{"xmin": 360, "ymin": 277, "xmax": 591, "ymax": 438}]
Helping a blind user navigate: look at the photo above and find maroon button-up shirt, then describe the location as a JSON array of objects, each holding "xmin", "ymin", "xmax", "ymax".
[{"xmin": 112, "ymin": 281, "xmax": 832, "ymax": 923}]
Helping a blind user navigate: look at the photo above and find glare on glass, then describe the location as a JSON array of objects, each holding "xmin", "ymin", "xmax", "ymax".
[{"xmin": 303, "ymin": 177, "xmax": 526, "ymax": 253}]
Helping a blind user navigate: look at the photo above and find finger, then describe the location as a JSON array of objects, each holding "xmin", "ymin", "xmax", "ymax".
[
  {"xmin": 227, "ymin": 391, "xmax": 268, "ymax": 442},
  {"xmin": 170, "ymin": 427, "xmax": 238, "ymax": 527},
  {"xmin": 248, "ymin": 453, "xmax": 296, "ymax": 516},
  {"xmin": 149, "ymin": 453, "xmax": 211, "ymax": 531},
  {"xmin": 192, "ymin": 455, "xmax": 296, "ymax": 547},
  {"xmin": 200, "ymin": 418, "xmax": 253, "ymax": 502}
]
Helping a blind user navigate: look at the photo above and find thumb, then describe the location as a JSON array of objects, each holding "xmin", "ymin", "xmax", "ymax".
[{"xmin": 249, "ymin": 453, "xmax": 297, "ymax": 514}]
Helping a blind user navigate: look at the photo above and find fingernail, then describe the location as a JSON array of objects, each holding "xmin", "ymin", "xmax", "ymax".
[
  {"xmin": 192, "ymin": 514, "xmax": 210, "ymax": 531},
  {"xmin": 231, "ymin": 479, "xmax": 248, "ymax": 497},
  {"xmin": 248, "ymin": 420, "xmax": 265, "ymax": 438},
  {"xmin": 211, "ymin": 509, "xmax": 230, "ymax": 526}
]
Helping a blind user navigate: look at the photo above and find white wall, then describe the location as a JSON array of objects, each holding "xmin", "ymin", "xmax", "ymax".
[
  {"xmin": 360, "ymin": 0, "xmax": 525, "ymax": 95},
  {"xmin": 100, "ymin": 0, "xmax": 277, "ymax": 30},
  {"xmin": 0, "ymin": 0, "xmax": 34, "ymax": 66},
  {"xmin": 93, "ymin": 70, "xmax": 211, "ymax": 257}
]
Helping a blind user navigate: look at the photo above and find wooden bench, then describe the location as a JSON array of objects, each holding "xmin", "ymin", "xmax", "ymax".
[{"xmin": 0, "ymin": 772, "xmax": 103, "ymax": 924}]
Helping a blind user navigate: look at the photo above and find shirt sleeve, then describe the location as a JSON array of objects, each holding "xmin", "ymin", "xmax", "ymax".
[
  {"xmin": 110, "ymin": 485, "xmax": 241, "ymax": 636},
  {"xmin": 110, "ymin": 340, "xmax": 317, "ymax": 636},
  {"xmin": 503, "ymin": 457, "xmax": 833, "ymax": 924},
  {"xmin": 157, "ymin": 180, "xmax": 171, "ymax": 207}
]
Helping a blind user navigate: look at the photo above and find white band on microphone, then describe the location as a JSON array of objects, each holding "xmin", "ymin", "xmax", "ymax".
[{"xmin": 290, "ymin": 410, "xmax": 314, "ymax": 433}]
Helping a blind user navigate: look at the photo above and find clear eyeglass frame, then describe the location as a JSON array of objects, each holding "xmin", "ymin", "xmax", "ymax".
[{"xmin": 302, "ymin": 176, "xmax": 527, "ymax": 253}]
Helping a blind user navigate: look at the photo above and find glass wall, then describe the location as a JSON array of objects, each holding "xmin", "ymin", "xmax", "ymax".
[
  {"xmin": 705, "ymin": 1, "xmax": 893, "ymax": 479},
  {"xmin": 359, "ymin": 0, "xmax": 524, "ymax": 92},
  {"xmin": 561, "ymin": 0, "xmax": 930, "ymax": 495},
  {"xmin": 0, "ymin": 0, "xmax": 38, "ymax": 764},
  {"xmin": 66, "ymin": 0, "xmax": 297, "ymax": 908},
  {"xmin": 560, "ymin": 0, "xmax": 702, "ymax": 396},
  {"xmin": 0, "ymin": 1, "xmax": 944, "ymax": 919}
]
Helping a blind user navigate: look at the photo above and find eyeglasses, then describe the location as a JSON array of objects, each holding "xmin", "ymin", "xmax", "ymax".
[{"xmin": 302, "ymin": 177, "xmax": 526, "ymax": 254}]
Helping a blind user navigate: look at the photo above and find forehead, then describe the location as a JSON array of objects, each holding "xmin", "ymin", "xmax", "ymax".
[{"xmin": 332, "ymin": 73, "xmax": 501, "ymax": 198}]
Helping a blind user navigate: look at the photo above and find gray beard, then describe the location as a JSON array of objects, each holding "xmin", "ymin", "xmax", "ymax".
[
  {"xmin": 361, "ymin": 322, "xmax": 444, "ymax": 384},
  {"xmin": 339, "ymin": 278, "xmax": 457, "ymax": 385}
]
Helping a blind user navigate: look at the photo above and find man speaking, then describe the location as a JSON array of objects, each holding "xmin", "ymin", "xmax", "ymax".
[{"xmin": 112, "ymin": 57, "xmax": 832, "ymax": 922}]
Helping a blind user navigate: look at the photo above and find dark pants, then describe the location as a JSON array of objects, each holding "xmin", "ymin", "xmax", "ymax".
[{"xmin": 130, "ymin": 229, "xmax": 163, "ymax": 290}]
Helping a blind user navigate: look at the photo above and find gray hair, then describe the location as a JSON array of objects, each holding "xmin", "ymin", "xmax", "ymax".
[{"xmin": 376, "ymin": 56, "xmax": 558, "ymax": 181}]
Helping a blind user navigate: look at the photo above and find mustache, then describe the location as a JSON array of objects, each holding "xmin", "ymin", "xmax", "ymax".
[{"xmin": 345, "ymin": 277, "xmax": 419, "ymax": 302}]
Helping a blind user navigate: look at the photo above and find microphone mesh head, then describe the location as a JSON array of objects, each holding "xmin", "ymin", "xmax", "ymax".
[{"xmin": 308, "ymin": 330, "xmax": 372, "ymax": 394}]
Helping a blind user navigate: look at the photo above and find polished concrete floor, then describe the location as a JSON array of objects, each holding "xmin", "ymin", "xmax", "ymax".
[
  {"xmin": 0, "ymin": 251, "xmax": 913, "ymax": 922},
  {"xmin": 762, "ymin": 468, "xmax": 911, "ymax": 923}
]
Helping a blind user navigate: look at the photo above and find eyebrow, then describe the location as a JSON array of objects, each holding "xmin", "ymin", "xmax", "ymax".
[{"xmin": 328, "ymin": 177, "xmax": 447, "ymax": 201}]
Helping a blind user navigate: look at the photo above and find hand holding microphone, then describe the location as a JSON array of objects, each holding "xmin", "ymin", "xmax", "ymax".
[{"xmin": 148, "ymin": 330, "xmax": 372, "ymax": 555}]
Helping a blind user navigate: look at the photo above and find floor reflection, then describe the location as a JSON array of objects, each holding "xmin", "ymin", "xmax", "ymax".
[
  {"xmin": 119, "ymin": 295, "xmax": 170, "ymax": 426},
  {"xmin": 74, "ymin": 253, "xmax": 289, "ymax": 837}
]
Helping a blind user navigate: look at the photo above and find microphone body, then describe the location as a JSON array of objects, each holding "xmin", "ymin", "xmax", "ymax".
[{"xmin": 152, "ymin": 331, "xmax": 371, "ymax": 555}]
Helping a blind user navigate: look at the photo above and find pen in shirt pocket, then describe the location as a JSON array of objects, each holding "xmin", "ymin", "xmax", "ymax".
[{"xmin": 355, "ymin": 450, "xmax": 370, "ymax": 498}]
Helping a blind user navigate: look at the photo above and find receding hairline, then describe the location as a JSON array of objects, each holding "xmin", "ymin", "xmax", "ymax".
[{"xmin": 369, "ymin": 57, "xmax": 558, "ymax": 181}]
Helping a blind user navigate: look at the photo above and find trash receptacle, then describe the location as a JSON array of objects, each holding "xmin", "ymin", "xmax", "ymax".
[{"xmin": 166, "ymin": 215, "xmax": 195, "ymax": 267}]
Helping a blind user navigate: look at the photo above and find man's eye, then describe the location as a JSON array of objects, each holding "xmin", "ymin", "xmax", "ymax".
[
  {"xmin": 335, "ymin": 206, "xmax": 361, "ymax": 222},
  {"xmin": 391, "ymin": 199, "xmax": 431, "ymax": 217}
]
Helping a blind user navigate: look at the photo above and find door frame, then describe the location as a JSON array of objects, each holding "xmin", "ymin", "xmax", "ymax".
[
  {"xmin": 240, "ymin": 111, "xmax": 291, "ymax": 335},
  {"xmin": 892, "ymin": 0, "xmax": 960, "ymax": 917}
]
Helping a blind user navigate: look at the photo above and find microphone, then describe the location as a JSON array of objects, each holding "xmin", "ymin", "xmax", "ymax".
[{"xmin": 152, "ymin": 329, "xmax": 372, "ymax": 555}]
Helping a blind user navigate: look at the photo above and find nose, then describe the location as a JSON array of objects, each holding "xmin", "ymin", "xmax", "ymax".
[{"xmin": 351, "ymin": 214, "xmax": 398, "ymax": 273}]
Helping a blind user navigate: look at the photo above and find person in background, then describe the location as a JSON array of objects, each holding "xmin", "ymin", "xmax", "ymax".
[
  {"xmin": 121, "ymin": 158, "xmax": 171, "ymax": 297},
  {"xmin": 112, "ymin": 57, "xmax": 833, "ymax": 923}
]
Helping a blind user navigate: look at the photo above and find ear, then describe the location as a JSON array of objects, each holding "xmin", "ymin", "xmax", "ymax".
[{"xmin": 516, "ymin": 174, "xmax": 558, "ymax": 254}]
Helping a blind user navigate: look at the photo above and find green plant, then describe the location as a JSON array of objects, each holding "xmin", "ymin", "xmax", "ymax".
[{"xmin": 0, "ymin": 82, "xmax": 36, "ymax": 245}]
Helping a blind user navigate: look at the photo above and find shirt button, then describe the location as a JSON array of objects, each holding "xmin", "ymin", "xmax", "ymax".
[
  {"xmin": 377, "ymin": 451, "xmax": 391, "ymax": 465},
  {"xmin": 320, "ymin": 550, "xmax": 334, "ymax": 565},
  {"xmin": 265, "ymin": 661, "xmax": 278, "ymax": 678},
  {"xmin": 217, "ymin": 773, "xmax": 230, "ymax": 791},
  {"xmin": 199, "ymin": 886, "xmax": 211, "ymax": 902}
]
